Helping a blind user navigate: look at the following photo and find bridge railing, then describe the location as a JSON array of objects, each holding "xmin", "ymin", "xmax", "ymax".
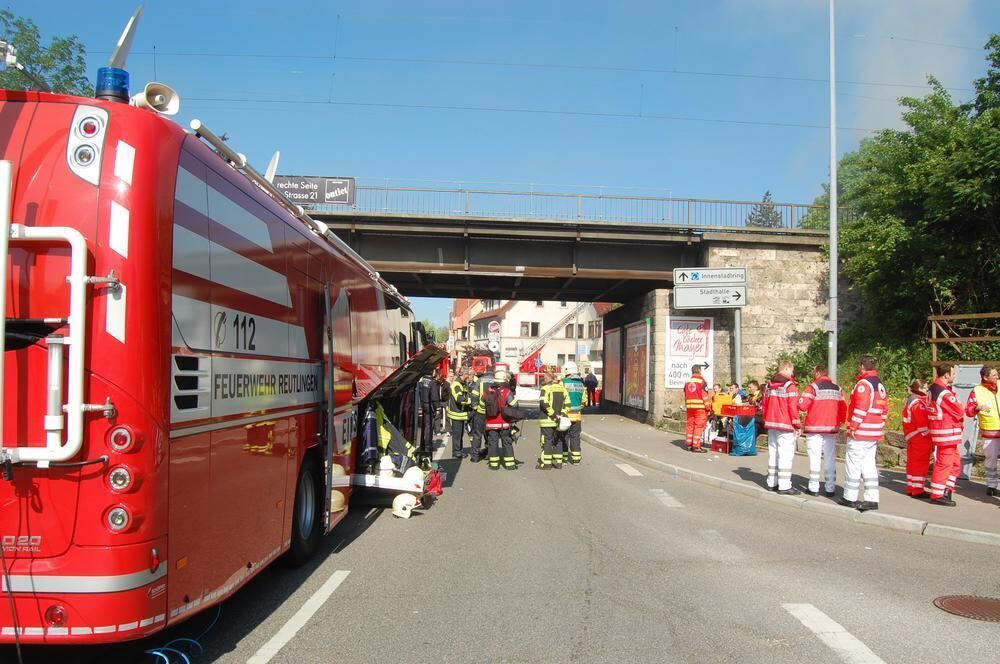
[{"xmin": 313, "ymin": 185, "xmax": 831, "ymax": 229}]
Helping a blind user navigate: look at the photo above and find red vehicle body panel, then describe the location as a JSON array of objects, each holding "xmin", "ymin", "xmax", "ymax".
[{"xmin": 1, "ymin": 89, "xmax": 408, "ymax": 644}]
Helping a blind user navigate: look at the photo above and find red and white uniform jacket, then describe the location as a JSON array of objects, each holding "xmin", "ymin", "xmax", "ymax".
[
  {"xmin": 762, "ymin": 372, "xmax": 800, "ymax": 432},
  {"xmin": 846, "ymin": 370, "xmax": 888, "ymax": 442},
  {"xmin": 965, "ymin": 382, "xmax": 1000, "ymax": 439},
  {"xmin": 485, "ymin": 385, "xmax": 517, "ymax": 430},
  {"xmin": 684, "ymin": 375, "xmax": 710, "ymax": 413},
  {"xmin": 901, "ymin": 393, "xmax": 930, "ymax": 443},
  {"xmin": 797, "ymin": 375, "xmax": 846, "ymax": 433},
  {"xmin": 928, "ymin": 378, "xmax": 964, "ymax": 447}
]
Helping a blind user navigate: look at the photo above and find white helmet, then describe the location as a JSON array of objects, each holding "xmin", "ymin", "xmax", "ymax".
[
  {"xmin": 494, "ymin": 369, "xmax": 508, "ymax": 383},
  {"xmin": 378, "ymin": 455, "xmax": 396, "ymax": 477},
  {"xmin": 557, "ymin": 415, "xmax": 572, "ymax": 432},
  {"xmin": 330, "ymin": 490, "xmax": 347, "ymax": 513},
  {"xmin": 562, "ymin": 361, "xmax": 578, "ymax": 377},
  {"xmin": 391, "ymin": 493, "xmax": 418, "ymax": 519},
  {"xmin": 402, "ymin": 466, "xmax": 424, "ymax": 489}
]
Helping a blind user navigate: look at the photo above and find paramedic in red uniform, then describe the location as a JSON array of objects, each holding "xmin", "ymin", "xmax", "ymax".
[
  {"xmin": 965, "ymin": 366, "xmax": 1000, "ymax": 496},
  {"xmin": 928, "ymin": 363, "xmax": 965, "ymax": 506},
  {"xmin": 797, "ymin": 365, "xmax": 846, "ymax": 496},
  {"xmin": 902, "ymin": 378, "xmax": 932, "ymax": 498},
  {"xmin": 842, "ymin": 356, "xmax": 888, "ymax": 511},
  {"xmin": 684, "ymin": 365, "xmax": 711, "ymax": 453},
  {"xmin": 763, "ymin": 360, "xmax": 800, "ymax": 493}
]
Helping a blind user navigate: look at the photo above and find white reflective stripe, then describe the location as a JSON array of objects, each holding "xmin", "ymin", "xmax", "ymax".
[
  {"xmin": 207, "ymin": 181, "xmax": 274, "ymax": 252},
  {"xmin": 853, "ymin": 408, "xmax": 867, "ymax": 415},
  {"xmin": 109, "ymin": 201, "xmax": 129, "ymax": 258},
  {"xmin": 169, "ymin": 405, "xmax": 323, "ymax": 438},
  {"xmin": 858, "ymin": 423, "xmax": 884, "ymax": 429},
  {"xmin": 208, "ymin": 235, "xmax": 290, "ymax": 306},
  {"xmin": 1, "ymin": 562, "xmax": 165, "ymax": 594},
  {"xmin": 114, "ymin": 140, "xmax": 135, "ymax": 185},
  {"xmin": 175, "ymin": 167, "xmax": 209, "ymax": 216}
]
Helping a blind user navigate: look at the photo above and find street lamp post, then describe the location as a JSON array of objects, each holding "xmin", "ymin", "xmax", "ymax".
[{"xmin": 828, "ymin": 0, "xmax": 839, "ymax": 382}]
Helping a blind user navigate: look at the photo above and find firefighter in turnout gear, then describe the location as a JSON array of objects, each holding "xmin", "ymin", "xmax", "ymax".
[
  {"xmin": 468, "ymin": 368, "xmax": 489, "ymax": 463},
  {"xmin": 418, "ymin": 372, "xmax": 440, "ymax": 466},
  {"xmin": 797, "ymin": 365, "xmax": 846, "ymax": 496},
  {"xmin": 446, "ymin": 369, "xmax": 472, "ymax": 458},
  {"xmin": 842, "ymin": 356, "xmax": 888, "ymax": 511},
  {"xmin": 966, "ymin": 366, "xmax": 1000, "ymax": 495},
  {"xmin": 538, "ymin": 372, "xmax": 571, "ymax": 469},
  {"xmin": 684, "ymin": 365, "xmax": 711, "ymax": 453},
  {"xmin": 928, "ymin": 363, "xmax": 965, "ymax": 506},
  {"xmin": 561, "ymin": 362, "xmax": 586, "ymax": 465},
  {"xmin": 763, "ymin": 360, "xmax": 801, "ymax": 494},
  {"xmin": 485, "ymin": 369, "xmax": 519, "ymax": 469},
  {"xmin": 902, "ymin": 378, "xmax": 933, "ymax": 498}
]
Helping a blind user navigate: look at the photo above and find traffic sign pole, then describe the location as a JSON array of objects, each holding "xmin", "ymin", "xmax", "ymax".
[{"xmin": 734, "ymin": 308, "xmax": 743, "ymax": 385}]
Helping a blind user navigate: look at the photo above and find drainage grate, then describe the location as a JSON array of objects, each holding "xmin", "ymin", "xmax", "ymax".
[{"xmin": 933, "ymin": 595, "xmax": 1000, "ymax": 622}]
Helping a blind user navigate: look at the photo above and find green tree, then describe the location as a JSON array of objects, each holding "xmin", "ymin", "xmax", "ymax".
[
  {"xmin": 420, "ymin": 320, "xmax": 448, "ymax": 343},
  {"xmin": 0, "ymin": 11, "xmax": 90, "ymax": 95},
  {"xmin": 802, "ymin": 35, "xmax": 1000, "ymax": 341},
  {"xmin": 746, "ymin": 190, "xmax": 784, "ymax": 228}
]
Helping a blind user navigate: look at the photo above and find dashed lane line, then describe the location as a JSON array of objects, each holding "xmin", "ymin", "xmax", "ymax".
[
  {"xmin": 247, "ymin": 569, "xmax": 351, "ymax": 664},
  {"xmin": 615, "ymin": 463, "xmax": 643, "ymax": 477},
  {"xmin": 783, "ymin": 603, "xmax": 886, "ymax": 664},
  {"xmin": 648, "ymin": 488, "xmax": 683, "ymax": 507}
]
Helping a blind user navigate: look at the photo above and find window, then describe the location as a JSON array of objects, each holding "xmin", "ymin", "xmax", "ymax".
[
  {"xmin": 588, "ymin": 321, "xmax": 603, "ymax": 338},
  {"xmin": 578, "ymin": 324, "xmax": 584, "ymax": 339},
  {"xmin": 521, "ymin": 322, "xmax": 540, "ymax": 337},
  {"xmin": 557, "ymin": 354, "xmax": 565, "ymax": 366},
  {"xmin": 535, "ymin": 301, "xmax": 544, "ymax": 307},
  {"xmin": 565, "ymin": 324, "xmax": 575, "ymax": 339},
  {"xmin": 532, "ymin": 322, "xmax": 539, "ymax": 336},
  {"xmin": 560, "ymin": 301, "xmax": 568, "ymax": 308},
  {"xmin": 483, "ymin": 299, "xmax": 500, "ymax": 310}
]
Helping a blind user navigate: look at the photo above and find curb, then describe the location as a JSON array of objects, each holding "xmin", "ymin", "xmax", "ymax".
[{"xmin": 581, "ymin": 431, "xmax": 1000, "ymax": 548}]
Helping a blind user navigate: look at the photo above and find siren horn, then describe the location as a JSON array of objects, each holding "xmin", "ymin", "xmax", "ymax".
[{"xmin": 130, "ymin": 81, "xmax": 180, "ymax": 115}]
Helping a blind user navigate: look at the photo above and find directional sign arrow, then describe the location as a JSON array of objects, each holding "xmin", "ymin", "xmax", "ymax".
[
  {"xmin": 733, "ymin": 291, "xmax": 742, "ymax": 301},
  {"xmin": 677, "ymin": 272, "xmax": 689, "ymax": 282}
]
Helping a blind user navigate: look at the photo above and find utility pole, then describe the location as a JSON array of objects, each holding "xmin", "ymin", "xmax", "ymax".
[{"xmin": 827, "ymin": 0, "xmax": 839, "ymax": 383}]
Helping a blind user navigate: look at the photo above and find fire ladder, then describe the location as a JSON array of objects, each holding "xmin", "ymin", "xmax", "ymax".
[{"xmin": 517, "ymin": 302, "xmax": 590, "ymax": 367}]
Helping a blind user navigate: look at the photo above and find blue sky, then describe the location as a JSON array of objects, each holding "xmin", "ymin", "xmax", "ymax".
[{"xmin": 14, "ymin": 1, "xmax": 1000, "ymax": 326}]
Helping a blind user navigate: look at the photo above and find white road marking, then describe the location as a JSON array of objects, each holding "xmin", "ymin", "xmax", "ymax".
[
  {"xmin": 433, "ymin": 434, "xmax": 447, "ymax": 461},
  {"xmin": 247, "ymin": 569, "xmax": 351, "ymax": 664},
  {"xmin": 615, "ymin": 463, "xmax": 643, "ymax": 477},
  {"xmin": 648, "ymin": 488, "xmax": 683, "ymax": 507},
  {"xmin": 783, "ymin": 603, "xmax": 886, "ymax": 664}
]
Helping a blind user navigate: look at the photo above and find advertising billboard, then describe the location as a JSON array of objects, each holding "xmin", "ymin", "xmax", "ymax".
[
  {"xmin": 665, "ymin": 316, "xmax": 714, "ymax": 388},
  {"xmin": 624, "ymin": 320, "xmax": 650, "ymax": 411},
  {"xmin": 603, "ymin": 327, "xmax": 622, "ymax": 403}
]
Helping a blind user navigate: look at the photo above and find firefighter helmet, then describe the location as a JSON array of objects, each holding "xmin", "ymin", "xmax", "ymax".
[
  {"xmin": 494, "ymin": 369, "xmax": 508, "ymax": 383},
  {"xmin": 402, "ymin": 466, "xmax": 424, "ymax": 488},
  {"xmin": 392, "ymin": 493, "xmax": 418, "ymax": 518},
  {"xmin": 562, "ymin": 361, "xmax": 578, "ymax": 377},
  {"xmin": 330, "ymin": 490, "xmax": 346, "ymax": 513}
]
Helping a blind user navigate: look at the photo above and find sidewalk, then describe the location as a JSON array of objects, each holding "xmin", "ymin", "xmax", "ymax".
[{"xmin": 580, "ymin": 413, "xmax": 1000, "ymax": 547}]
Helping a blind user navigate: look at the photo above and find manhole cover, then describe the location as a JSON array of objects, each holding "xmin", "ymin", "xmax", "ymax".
[{"xmin": 933, "ymin": 595, "xmax": 1000, "ymax": 622}]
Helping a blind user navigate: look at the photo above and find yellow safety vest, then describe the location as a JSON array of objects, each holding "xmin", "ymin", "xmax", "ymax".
[
  {"xmin": 539, "ymin": 382, "xmax": 570, "ymax": 428},
  {"xmin": 446, "ymin": 380, "xmax": 470, "ymax": 421},
  {"xmin": 973, "ymin": 385, "xmax": 1000, "ymax": 432}
]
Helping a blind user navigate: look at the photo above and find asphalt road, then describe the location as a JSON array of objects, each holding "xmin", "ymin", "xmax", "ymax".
[{"xmin": 7, "ymin": 418, "xmax": 1000, "ymax": 664}]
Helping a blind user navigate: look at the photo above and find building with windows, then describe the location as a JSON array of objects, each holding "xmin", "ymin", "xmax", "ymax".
[{"xmin": 449, "ymin": 299, "xmax": 613, "ymax": 380}]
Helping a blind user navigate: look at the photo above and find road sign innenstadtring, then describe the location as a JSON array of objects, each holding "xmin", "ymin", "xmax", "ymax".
[{"xmin": 673, "ymin": 267, "xmax": 746, "ymax": 286}]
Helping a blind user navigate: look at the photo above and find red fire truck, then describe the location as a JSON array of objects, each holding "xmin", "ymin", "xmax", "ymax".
[{"xmin": 0, "ymin": 39, "xmax": 437, "ymax": 645}]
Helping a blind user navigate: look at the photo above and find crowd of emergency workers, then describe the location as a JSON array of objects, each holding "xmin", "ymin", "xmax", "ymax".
[
  {"xmin": 683, "ymin": 358, "xmax": 999, "ymax": 510},
  {"xmin": 416, "ymin": 363, "xmax": 595, "ymax": 471}
]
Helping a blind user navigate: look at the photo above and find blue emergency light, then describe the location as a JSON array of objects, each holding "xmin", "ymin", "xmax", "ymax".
[{"xmin": 95, "ymin": 66, "xmax": 129, "ymax": 102}]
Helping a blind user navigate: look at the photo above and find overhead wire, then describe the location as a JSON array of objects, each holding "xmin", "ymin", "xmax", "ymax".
[
  {"xmin": 93, "ymin": 49, "xmax": 974, "ymax": 92},
  {"xmin": 182, "ymin": 95, "xmax": 879, "ymax": 132}
]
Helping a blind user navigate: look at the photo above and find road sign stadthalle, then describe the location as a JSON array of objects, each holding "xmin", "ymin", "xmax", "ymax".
[
  {"xmin": 673, "ymin": 267, "xmax": 746, "ymax": 286},
  {"xmin": 673, "ymin": 285, "xmax": 747, "ymax": 309}
]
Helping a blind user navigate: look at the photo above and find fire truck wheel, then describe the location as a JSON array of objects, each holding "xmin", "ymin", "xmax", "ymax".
[{"xmin": 286, "ymin": 452, "xmax": 322, "ymax": 566}]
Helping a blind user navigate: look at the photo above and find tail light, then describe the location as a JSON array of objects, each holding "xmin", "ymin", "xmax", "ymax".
[
  {"xmin": 66, "ymin": 105, "xmax": 108, "ymax": 185},
  {"xmin": 45, "ymin": 605, "xmax": 67, "ymax": 627},
  {"xmin": 105, "ymin": 505, "xmax": 131, "ymax": 533},
  {"xmin": 107, "ymin": 465, "xmax": 134, "ymax": 492},
  {"xmin": 107, "ymin": 425, "xmax": 135, "ymax": 452}
]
